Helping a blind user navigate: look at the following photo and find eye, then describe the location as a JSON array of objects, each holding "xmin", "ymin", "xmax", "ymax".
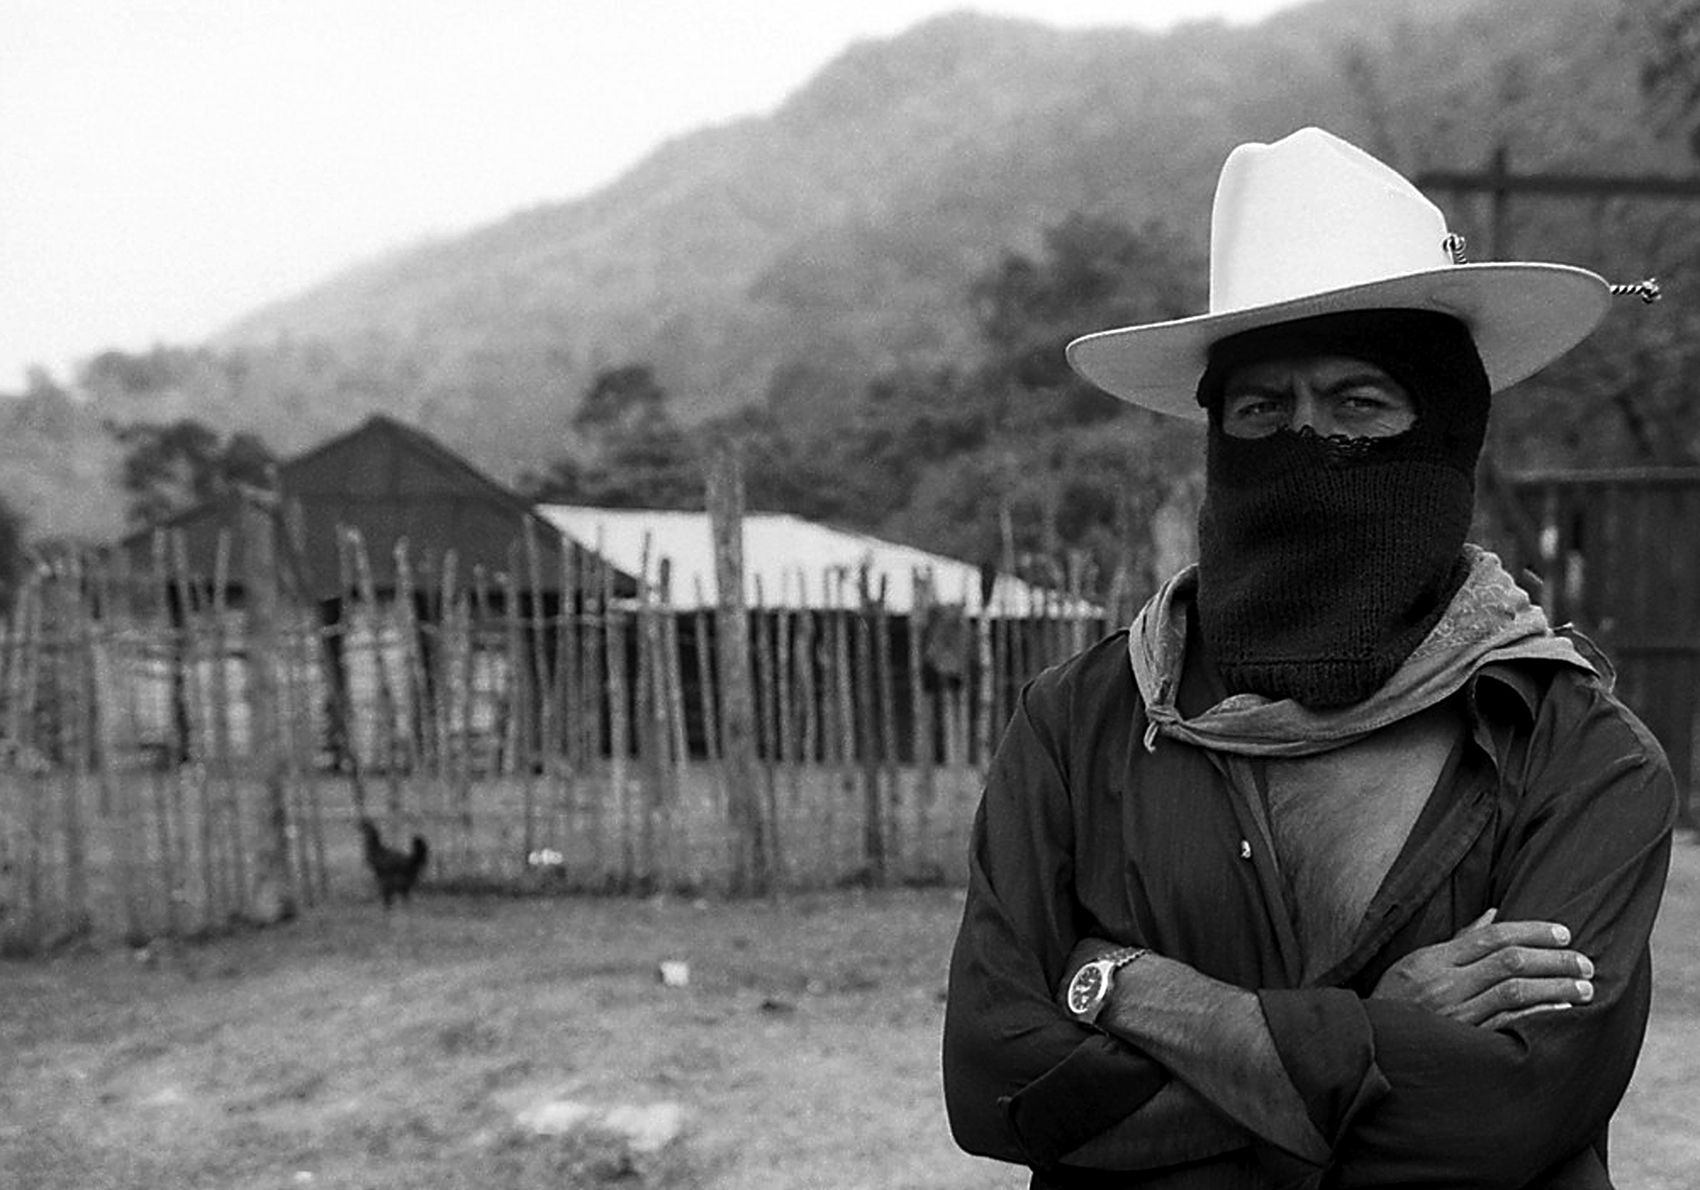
[
  {"xmin": 1222, "ymin": 391, "xmax": 1289, "ymax": 435},
  {"xmin": 1327, "ymin": 378, "xmax": 1415, "ymax": 427},
  {"xmin": 1341, "ymin": 387, "xmax": 1398, "ymax": 411}
]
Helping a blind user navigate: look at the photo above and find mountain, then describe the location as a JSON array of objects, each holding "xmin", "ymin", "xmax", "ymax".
[{"xmin": 15, "ymin": 0, "xmax": 1683, "ymax": 540}]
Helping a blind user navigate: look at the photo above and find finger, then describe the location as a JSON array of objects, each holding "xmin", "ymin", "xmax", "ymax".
[
  {"xmin": 1479, "ymin": 1002, "xmax": 1573, "ymax": 1033},
  {"xmin": 1474, "ymin": 944, "xmax": 1595, "ymax": 982},
  {"xmin": 1458, "ymin": 907, "xmax": 1498, "ymax": 935},
  {"xmin": 1454, "ymin": 976, "xmax": 1595, "ymax": 1027},
  {"xmin": 1451, "ymin": 920, "xmax": 1575, "ymax": 963}
]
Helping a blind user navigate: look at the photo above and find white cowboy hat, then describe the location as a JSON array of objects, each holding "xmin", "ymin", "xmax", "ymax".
[{"xmin": 1065, "ymin": 126, "xmax": 1612, "ymax": 420}]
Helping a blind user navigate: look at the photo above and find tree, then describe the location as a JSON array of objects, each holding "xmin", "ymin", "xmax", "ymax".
[
  {"xmin": 0, "ymin": 494, "xmax": 28, "ymax": 607},
  {"xmin": 1636, "ymin": 0, "xmax": 1700, "ymax": 156},
  {"xmin": 871, "ymin": 213, "xmax": 1208, "ymax": 583},
  {"xmin": 527, "ymin": 365, "xmax": 702, "ymax": 509},
  {"xmin": 114, "ymin": 418, "xmax": 278, "ymax": 527}
]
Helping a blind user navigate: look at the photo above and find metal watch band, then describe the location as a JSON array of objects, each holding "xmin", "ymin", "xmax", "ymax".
[{"xmin": 1068, "ymin": 945, "xmax": 1150, "ymax": 1023}]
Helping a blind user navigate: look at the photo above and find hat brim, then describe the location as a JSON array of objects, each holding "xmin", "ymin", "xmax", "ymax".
[{"xmin": 1065, "ymin": 262, "xmax": 1611, "ymax": 421}]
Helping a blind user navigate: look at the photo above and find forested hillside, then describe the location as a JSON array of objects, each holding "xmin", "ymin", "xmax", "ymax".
[{"xmin": 7, "ymin": 0, "xmax": 1698, "ymax": 582}]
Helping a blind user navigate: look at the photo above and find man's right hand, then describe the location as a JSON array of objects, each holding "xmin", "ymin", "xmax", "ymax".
[{"xmin": 1369, "ymin": 908, "xmax": 1596, "ymax": 1031}]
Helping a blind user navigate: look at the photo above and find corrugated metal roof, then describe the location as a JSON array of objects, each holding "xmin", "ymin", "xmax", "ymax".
[{"xmin": 537, "ymin": 505, "xmax": 1088, "ymax": 616}]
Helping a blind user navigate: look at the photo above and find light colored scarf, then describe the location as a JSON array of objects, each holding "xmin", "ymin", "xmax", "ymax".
[{"xmin": 1130, "ymin": 545, "xmax": 1596, "ymax": 757}]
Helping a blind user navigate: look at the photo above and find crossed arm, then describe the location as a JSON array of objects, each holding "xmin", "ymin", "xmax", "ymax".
[{"xmin": 1054, "ymin": 911, "xmax": 1598, "ymax": 1170}]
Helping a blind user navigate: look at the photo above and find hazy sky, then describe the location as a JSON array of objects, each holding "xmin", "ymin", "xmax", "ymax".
[{"xmin": 1, "ymin": 0, "xmax": 1303, "ymax": 391}]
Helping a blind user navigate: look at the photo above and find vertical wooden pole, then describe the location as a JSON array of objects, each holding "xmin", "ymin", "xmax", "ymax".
[
  {"xmin": 348, "ymin": 528, "xmax": 403, "ymax": 821},
  {"xmin": 150, "ymin": 533, "xmax": 184, "ymax": 935},
  {"xmin": 635, "ymin": 533, "xmax": 661, "ymax": 887},
  {"xmin": 853, "ymin": 568, "xmax": 885, "ymax": 885},
  {"xmin": 830, "ymin": 570, "xmax": 856, "ymax": 876},
  {"xmin": 908, "ymin": 569, "xmax": 937, "ymax": 874},
  {"xmin": 752, "ymin": 575, "xmax": 781, "ymax": 868},
  {"xmin": 603, "ymin": 556, "xmax": 631, "ymax": 888},
  {"xmin": 692, "ymin": 576, "xmax": 724, "ymax": 813},
  {"xmin": 873, "ymin": 574, "xmax": 899, "ymax": 874},
  {"xmin": 556, "ymin": 542, "xmax": 580, "ymax": 848},
  {"xmin": 707, "ymin": 451, "xmax": 775, "ymax": 895},
  {"xmin": 279, "ymin": 502, "xmax": 329, "ymax": 903},
  {"xmin": 657, "ymin": 558, "xmax": 686, "ymax": 890},
  {"xmin": 208, "ymin": 528, "xmax": 247, "ymax": 922},
  {"xmin": 793, "ymin": 573, "xmax": 819, "ymax": 775},
  {"xmin": 13, "ymin": 576, "xmax": 48, "ymax": 948},
  {"xmin": 524, "ymin": 523, "xmax": 555, "ymax": 813},
  {"xmin": 468, "ymin": 565, "xmax": 494, "ymax": 870},
  {"xmin": 434, "ymin": 550, "xmax": 463, "ymax": 876},
  {"xmin": 581, "ymin": 556, "xmax": 606, "ymax": 882},
  {"xmin": 329, "ymin": 525, "xmax": 370, "ymax": 818},
  {"xmin": 393, "ymin": 541, "xmax": 429, "ymax": 776},
  {"xmin": 775, "ymin": 579, "xmax": 799, "ymax": 811},
  {"xmin": 54, "ymin": 557, "xmax": 93, "ymax": 943},
  {"xmin": 502, "ymin": 557, "xmax": 535, "ymax": 865},
  {"xmin": 240, "ymin": 491, "xmax": 295, "ymax": 923},
  {"xmin": 0, "ymin": 573, "xmax": 35, "ymax": 944}
]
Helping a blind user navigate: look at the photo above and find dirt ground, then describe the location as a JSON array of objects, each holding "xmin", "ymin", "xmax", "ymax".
[{"xmin": 1, "ymin": 836, "xmax": 1696, "ymax": 1189}]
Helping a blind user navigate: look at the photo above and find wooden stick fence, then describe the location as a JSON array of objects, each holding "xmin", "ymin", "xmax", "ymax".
[{"xmin": 0, "ymin": 497, "xmax": 1140, "ymax": 952}]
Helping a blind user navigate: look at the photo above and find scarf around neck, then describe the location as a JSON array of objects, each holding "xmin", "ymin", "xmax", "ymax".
[{"xmin": 1129, "ymin": 545, "xmax": 1596, "ymax": 758}]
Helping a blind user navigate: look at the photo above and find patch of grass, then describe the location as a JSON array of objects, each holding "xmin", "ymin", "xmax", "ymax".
[{"xmin": 1, "ymin": 838, "xmax": 1696, "ymax": 1188}]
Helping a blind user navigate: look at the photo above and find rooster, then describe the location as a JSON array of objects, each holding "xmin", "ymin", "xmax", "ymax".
[{"xmin": 359, "ymin": 817, "xmax": 429, "ymax": 908}]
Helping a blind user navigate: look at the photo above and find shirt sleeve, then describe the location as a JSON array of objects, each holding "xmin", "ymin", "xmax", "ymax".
[
  {"xmin": 1258, "ymin": 676, "xmax": 1676, "ymax": 1187},
  {"xmin": 941, "ymin": 682, "xmax": 1179, "ymax": 1169}
]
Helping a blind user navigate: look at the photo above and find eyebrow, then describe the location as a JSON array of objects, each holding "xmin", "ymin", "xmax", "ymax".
[{"xmin": 1224, "ymin": 369, "xmax": 1405, "ymax": 400}]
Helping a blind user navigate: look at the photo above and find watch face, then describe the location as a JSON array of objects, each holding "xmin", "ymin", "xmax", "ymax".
[{"xmin": 1067, "ymin": 965, "xmax": 1106, "ymax": 1014}]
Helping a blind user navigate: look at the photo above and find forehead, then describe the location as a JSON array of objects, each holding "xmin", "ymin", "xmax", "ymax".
[{"xmin": 1222, "ymin": 354, "xmax": 1402, "ymax": 391}]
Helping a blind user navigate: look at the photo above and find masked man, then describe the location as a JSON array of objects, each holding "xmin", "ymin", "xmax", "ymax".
[{"xmin": 942, "ymin": 127, "xmax": 1676, "ymax": 1189}]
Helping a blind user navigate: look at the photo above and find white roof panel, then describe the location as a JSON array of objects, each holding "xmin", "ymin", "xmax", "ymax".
[{"xmin": 536, "ymin": 505, "xmax": 1088, "ymax": 615}]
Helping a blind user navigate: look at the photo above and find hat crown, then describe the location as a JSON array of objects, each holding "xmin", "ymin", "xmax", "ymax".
[{"xmin": 1210, "ymin": 128, "xmax": 1454, "ymax": 314}]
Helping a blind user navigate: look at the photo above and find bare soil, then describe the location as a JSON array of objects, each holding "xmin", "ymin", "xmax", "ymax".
[{"xmin": 1, "ymin": 836, "xmax": 1695, "ymax": 1189}]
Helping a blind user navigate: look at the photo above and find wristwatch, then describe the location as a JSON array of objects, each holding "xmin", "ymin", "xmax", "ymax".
[{"xmin": 1064, "ymin": 946, "xmax": 1150, "ymax": 1025}]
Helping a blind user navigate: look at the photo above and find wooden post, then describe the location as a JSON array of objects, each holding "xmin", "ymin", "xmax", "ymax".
[
  {"xmin": 394, "ymin": 541, "xmax": 430, "ymax": 775},
  {"xmin": 635, "ymin": 533, "xmax": 663, "ymax": 888},
  {"xmin": 657, "ymin": 558, "xmax": 686, "ymax": 890},
  {"xmin": 581, "ymin": 557, "xmax": 607, "ymax": 882},
  {"xmin": 278, "ymin": 503, "xmax": 328, "ymax": 903},
  {"xmin": 348, "ymin": 528, "xmax": 403, "ymax": 820},
  {"xmin": 524, "ymin": 522, "xmax": 555, "ymax": 793},
  {"xmin": 49, "ymin": 556, "xmax": 93, "ymax": 944},
  {"xmin": 909, "ymin": 569, "xmax": 935, "ymax": 873},
  {"xmin": 830, "ymin": 570, "xmax": 856, "ymax": 875},
  {"xmin": 872, "ymin": 574, "xmax": 899, "ymax": 873},
  {"xmin": 556, "ymin": 543, "xmax": 580, "ymax": 848},
  {"xmin": 603, "ymin": 555, "xmax": 632, "ymax": 888},
  {"xmin": 467, "ymin": 565, "xmax": 493, "ymax": 870},
  {"xmin": 752, "ymin": 575, "xmax": 781, "ymax": 868},
  {"xmin": 692, "ymin": 576, "xmax": 724, "ymax": 814},
  {"xmin": 11, "ymin": 575, "xmax": 48, "ymax": 948},
  {"xmin": 327, "ymin": 524, "xmax": 370, "ymax": 817},
  {"xmin": 775, "ymin": 579, "xmax": 799, "ymax": 811},
  {"xmin": 151, "ymin": 532, "xmax": 185, "ymax": 935},
  {"xmin": 239, "ymin": 490, "xmax": 295, "ymax": 924},
  {"xmin": 502, "ymin": 557, "xmax": 535, "ymax": 865},
  {"xmin": 432, "ymin": 550, "xmax": 463, "ymax": 873},
  {"xmin": 793, "ymin": 572, "xmax": 819, "ymax": 774},
  {"xmin": 707, "ymin": 451, "xmax": 776, "ymax": 895},
  {"xmin": 210, "ymin": 528, "xmax": 249, "ymax": 922},
  {"xmin": 854, "ymin": 568, "xmax": 885, "ymax": 885}
]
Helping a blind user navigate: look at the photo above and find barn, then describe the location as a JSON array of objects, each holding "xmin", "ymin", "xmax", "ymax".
[
  {"xmin": 117, "ymin": 413, "xmax": 633, "ymax": 605},
  {"xmin": 113, "ymin": 414, "xmax": 637, "ymax": 767}
]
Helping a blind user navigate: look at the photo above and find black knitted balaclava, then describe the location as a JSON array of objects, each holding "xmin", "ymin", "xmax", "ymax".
[{"xmin": 1193, "ymin": 309, "xmax": 1490, "ymax": 709}]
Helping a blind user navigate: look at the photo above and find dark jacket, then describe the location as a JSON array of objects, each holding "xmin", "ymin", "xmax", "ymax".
[{"xmin": 942, "ymin": 628, "xmax": 1676, "ymax": 1188}]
